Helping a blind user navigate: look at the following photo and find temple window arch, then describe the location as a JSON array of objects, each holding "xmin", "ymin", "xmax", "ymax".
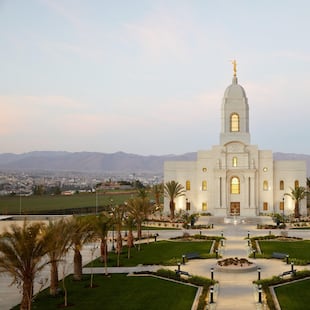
[
  {"xmin": 263, "ymin": 180, "xmax": 268, "ymax": 191},
  {"xmin": 202, "ymin": 202, "xmax": 207, "ymax": 211},
  {"xmin": 186, "ymin": 180, "xmax": 191, "ymax": 191},
  {"xmin": 232, "ymin": 157, "xmax": 238, "ymax": 167},
  {"xmin": 230, "ymin": 176, "xmax": 240, "ymax": 194},
  {"xmin": 202, "ymin": 180, "xmax": 207, "ymax": 191},
  {"xmin": 294, "ymin": 180, "xmax": 299, "ymax": 188},
  {"xmin": 230, "ymin": 113, "xmax": 240, "ymax": 132},
  {"xmin": 280, "ymin": 180, "xmax": 284, "ymax": 190}
]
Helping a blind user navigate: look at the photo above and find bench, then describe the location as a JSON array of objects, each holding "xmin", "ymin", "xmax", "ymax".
[
  {"xmin": 185, "ymin": 252, "xmax": 200, "ymax": 260},
  {"xmin": 272, "ymin": 252, "xmax": 288, "ymax": 259},
  {"xmin": 280, "ymin": 270, "xmax": 296, "ymax": 278},
  {"xmin": 175, "ymin": 270, "xmax": 191, "ymax": 277}
]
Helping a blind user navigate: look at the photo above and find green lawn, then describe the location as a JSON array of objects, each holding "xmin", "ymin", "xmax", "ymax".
[
  {"xmin": 12, "ymin": 274, "xmax": 197, "ymax": 310},
  {"xmin": 275, "ymin": 279, "xmax": 310, "ymax": 310},
  {"xmin": 258, "ymin": 240, "xmax": 310, "ymax": 261},
  {"xmin": 0, "ymin": 192, "xmax": 134, "ymax": 214},
  {"xmin": 90, "ymin": 240, "xmax": 213, "ymax": 267}
]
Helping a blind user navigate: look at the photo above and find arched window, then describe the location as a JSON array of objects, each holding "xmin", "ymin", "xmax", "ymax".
[
  {"xmin": 280, "ymin": 180, "xmax": 284, "ymax": 190},
  {"xmin": 202, "ymin": 202, "xmax": 207, "ymax": 211},
  {"xmin": 232, "ymin": 157, "xmax": 238, "ymax": 167},
  {"xmin": 230, "ymin": 113, "xmax": 240, "ymax": 132},
  {"xmin": 295, "ymin": 180, "xmax": 299, "ymax": 188},
  {"xmin": 202, "ymin": 180, "xmax": 207, "ymax": 191},
  {"xmin": 186, "ymin": 180, "xmax": 191, "ymax": 191},
  {"xmin": 231, "ymin": 177, "xmax": 240, "ymax": 194},
  {"xmin": 263, "ymin": 180, "xmax": 268, "ymax": 191}
]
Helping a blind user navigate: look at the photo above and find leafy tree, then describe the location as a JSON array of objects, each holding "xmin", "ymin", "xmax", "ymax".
[
  {"xmin": 285, "ymin": 186, "xmax": 308, "ymax": 218},
  {"xmin": 0, "ymin": 221, "xmax": 49, "ymax": 310},
  {"xmin": 164, "ymin": 180, "xmax": 185, "ymax": 220},
  {"xmin": 44, "ymin": 218, "xmax": 71, "ymax": 296}
]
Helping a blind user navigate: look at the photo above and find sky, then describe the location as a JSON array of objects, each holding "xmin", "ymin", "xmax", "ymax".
[{"xmin": 1, "ymin": 0, "xmax": 310, "ymax": 156}]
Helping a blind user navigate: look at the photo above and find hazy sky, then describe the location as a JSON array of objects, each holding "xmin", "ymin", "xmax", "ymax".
[{"xmin": 1, "ymin": 0, "xmax": 310, "ymax": 156}]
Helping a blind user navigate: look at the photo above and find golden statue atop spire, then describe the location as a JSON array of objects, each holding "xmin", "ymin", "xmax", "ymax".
[{"xmin": 231, "ymin": 59, "xmax": 237, "ymax": 77}]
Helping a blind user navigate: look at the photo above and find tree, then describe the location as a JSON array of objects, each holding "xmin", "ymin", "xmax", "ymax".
[
  {"xmin": 152, "ymin": 183, "xmax": 164, "ymax": 217},
  {"xmin": 285, "ymin": 186, "xmax": 308, "ymax": 218},
  {"xmin": 123, "ymin": 214, "xmax": 135, "ymax": 259},
  {"xmin": 111, "ymin": 205, "xmax": 125, "ymax": 267},
  {"xmin": 44, "ymin": 218, "xmax": 71, "ymax": 296},
  {"xmin": 90, "ymin": 213, "xmax": 113, "ymax": 275},
  {"xmin": 68, "ymin": 216, "xmax": 94, "ymax": 281},
  {"xmin": 0, "ymin": 221, "xmax": 49, "ymax": 310},
  {"xmin": 127, "ymin": 197, "xmax": 154, "ymax": 251},
  {"xmin": 164, "ymin": 180, "xmax": 185, "ymax": 220}
]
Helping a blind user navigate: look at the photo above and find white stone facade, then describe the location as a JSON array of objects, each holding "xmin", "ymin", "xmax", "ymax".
[{"xmin": 164, "ymin": 74, "xmax": 307, "ymax": 217}]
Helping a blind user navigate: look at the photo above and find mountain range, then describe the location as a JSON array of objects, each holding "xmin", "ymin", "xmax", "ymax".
[{"xmin": 0, "ymin": 151, "xmax": 309, "ymax": 175}]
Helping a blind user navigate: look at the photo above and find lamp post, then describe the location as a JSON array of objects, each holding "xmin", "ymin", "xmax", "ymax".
[
  {"xmin": 282, "ymin": 197, "xmax": 285, "ymax": 221},
  {"xmin": 257, "ymin": 267, "xmax": 261, "ymax": 281},
  {"xmin": 215, "ymin": 249, "xmax": 218, "ymax": 259},
  {"xmin": 210, "ymin": 286, "xmax": 214, "ymax": 304},
  {"xmin": 112, "ymin": 224, "xmax": 115, "ymax": 251},
  {"xmin": 258, "ymin": 285, "xmax": 262, "ymax": 303},
  {"xmin": 286, "ymin": 255, "xmax": 290, "ymax": 265},
  {"xmin": 210, "ymin": 267, "xmax": 214, "ymax": 281},
  {"xmin": 19, "ymin": 191, "xmax": 22, "ymax": 215}
]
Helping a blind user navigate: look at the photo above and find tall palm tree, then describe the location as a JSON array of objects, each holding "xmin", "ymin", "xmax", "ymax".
[
  {"xmin": 127, "ymin": 197, "xmax": 154, "ymax": 251},
  {"xmin": 68, "ymin": 216, "xmax": 94, "ymax": 281},
  {"xmin": 0, "ymin": 221, "xmax": 49, "ymax": 310},
  {"xmin": 152, "ymin": 183, "xmax": 164, "ymax": 217},
  {"xmin": 164, "ymin": 180, "xmax": 185, "ymax": 220},
  {"xmin": 123, "ymin": 214, "xmax": 135, "ymax": 259},
  {"xmin": 110, "ymin": 205, "xmax": 125, "ymax": 267},
  {"xmin": 90, "ymin": 213, "xmax": 113, "ymax": 275},
  {"xmin": 285, "ymin": 186, "xmax": 308, "ymax": 218},
  {"xmin": 44, "ymin": 218, "xmax": 71, "ymax": 296}
]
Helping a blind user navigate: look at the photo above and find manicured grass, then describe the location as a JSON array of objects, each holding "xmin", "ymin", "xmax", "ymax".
[
  {"xmin": 12, "ymin": 274, "xmax": 197, "ymax": 310},
  {"xmin": 0, "ymin": 192, "xmax": 135, "ymax": 214},
  {"xmin": 275, "ymin": 279, "xmax": 310, "ymax": 310},
  {"xmin": 90, "ymin": 240, "xmax": 213, "ymax": 267},
  {"xmin": 258, "ymin": 240, "xmax": 310, "ymax": 260}
]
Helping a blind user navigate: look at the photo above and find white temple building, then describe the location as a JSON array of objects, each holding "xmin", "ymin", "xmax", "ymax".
[{"xmin": 164, "ymin": 64, "xmax": 306, "ymax": 217}]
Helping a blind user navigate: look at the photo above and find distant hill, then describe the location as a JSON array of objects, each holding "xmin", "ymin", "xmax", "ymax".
[{"xmin": 0, "ymin": 151, "xmax": 308, "ymax": 175}]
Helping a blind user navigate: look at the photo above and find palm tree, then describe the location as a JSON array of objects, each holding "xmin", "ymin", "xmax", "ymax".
[
  {"xmin": 127, "ymin": 197, "xmax": 154, "ymax": 251},
  {"xmin": 123, "ymin": 214, "xmax": 135, "ymax": 259},
  {"xmin": 44, "ymin": 218, "xmax": 71, "ymax": 296},
  {"xmin": 152, "ymin": 183, "xmax": 164, "ymax": 217},
  {"xmin": 285, "ymin": 186, "xmax": 308, "ymax": 218},
  {"xmin": 111, "ymin": 205, "xmax": 125, "ymax": 267},
  {"xmin": 68, "ymin": 216, "xmax": 94, "ymax": 281},
  {"xmin": 90, "ymin": 213, "xmax": 113, "ymax": 275},
  {"xmin": 0, "ymin": 221, "xmax": 49, "ymax": 310},
  {"xmin": 164, "ymin": 180, "xmax": 185, "ymax": 220}
]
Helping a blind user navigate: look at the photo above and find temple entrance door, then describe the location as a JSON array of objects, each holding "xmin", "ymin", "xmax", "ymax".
[{"xmin": 230, "ymin": 202, "xmax": 240, "ymax": 216}]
